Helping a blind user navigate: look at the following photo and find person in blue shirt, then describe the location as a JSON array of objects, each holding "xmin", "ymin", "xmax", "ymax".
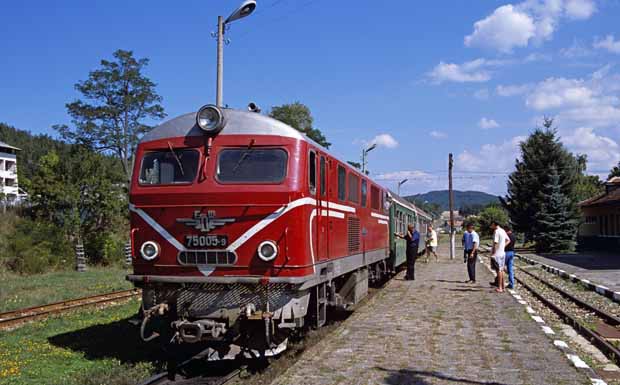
[
  {"xmin": 395, "ymin": 224, "xmax": 420, "ymax": 280},
  {"xmin": 462, "ymin": 223, "xmax": 480, "ymax": 283}
]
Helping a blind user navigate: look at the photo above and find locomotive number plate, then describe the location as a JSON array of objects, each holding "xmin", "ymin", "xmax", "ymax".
[{"xmin": 185, "ymin": 235, "xmax": 228, "ymax": 248}]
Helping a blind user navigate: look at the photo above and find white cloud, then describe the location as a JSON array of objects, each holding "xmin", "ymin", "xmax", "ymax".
[
  {"xmin": 522, "ymin": 68, "xmax": 620, "ymax": 127},
  {"xmin": 474, "ymin": 88, "xmax": 490, "ymax": 100},
  {"xmin": 594, "ymin": 35, "xmax": 620, "ymax": 54},
  {"xmin": 525, "ymin": 77, "xmax": 595, "ymax": 110},
  {"xmin": 427, "ymin": 59, "xmax": 490, "ymax": 84},
  {"xmin": 429, "ymin": 130, "xmax": 447, "ymax": 139},
  {"xmin": 478, "ymin": 117, "xmax": 500, "ymax": 129},
  {"xmin": 560, "ymin": 39, "xmax": 593, "ymax": 58},
  {"xmin": 465, "ymin": 5, "xmax": 535, "ymax": 53},
  {"xmin": 565, "ymin": 0, "xmax": 597, "ymax": 19},
  {"xmin": 497, "ymin": 83, "xmax": 532, "ymax": 96},
  {"xmin": 368, "ymin": 133, "xmax": 399, "ymax": 148},
  {"xmin": 427, "ymin": 58, "xmax": 507, "ymax": 84},
  {"xmin": 465, "ymin": 0, "xmax": 596, "ymax": 53},
  {"xmin": 457, "ymin": 136, "xmax": 526, "ymax": 173},
  {"xmin": 375, "ymin": 170, "xmax": 431, "ymax": 181},
  {"xmin": 562, "ymin": 127, "xmax": 620, "ymax": 170}
]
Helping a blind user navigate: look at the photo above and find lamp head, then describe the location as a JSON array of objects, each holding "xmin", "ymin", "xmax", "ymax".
[{"xmin": 225, "ymin": 0, "xmax": 257, "ymax": 24}]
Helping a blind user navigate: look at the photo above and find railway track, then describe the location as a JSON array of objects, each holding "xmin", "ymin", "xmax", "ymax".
[
  {"xmin": 0, "ymin": 288, "xmax": 141, "ymax": 329},
  {"xmin": 515, "ymin": 263, "xmax": 620, "ymax": 365}
]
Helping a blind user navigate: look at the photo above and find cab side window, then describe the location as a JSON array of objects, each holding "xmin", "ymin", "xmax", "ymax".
[
  {"xmin": 320, "ymin": 156, "xmax": 326, "ymax": 197},
  {"xmin": 309, "ymin": 151, "xmax": 316, "ymax": 194}
]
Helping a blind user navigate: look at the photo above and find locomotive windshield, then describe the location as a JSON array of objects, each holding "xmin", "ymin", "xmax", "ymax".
[
  {"xmin": 217, "ymin": 148, "xmax": 288, "ymax": 183},
  {"xmin": 139, "ymin": 149, "xmax": 199, "ymax": 185}
]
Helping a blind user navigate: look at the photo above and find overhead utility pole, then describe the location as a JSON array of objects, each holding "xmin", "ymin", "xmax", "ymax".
[{"xmin": 449, "ymin": 153, "xmax": 455, "ymax": 260}]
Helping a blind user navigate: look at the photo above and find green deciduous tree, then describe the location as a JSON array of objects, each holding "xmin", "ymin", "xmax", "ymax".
[
  {"xmin": 269, "ymin": 102, "xmax": 331, "ymax": 148},
  {"xmin": 534, "ymin": 169, "xmax": 579, "ymax": 252},
  {"xmin": 476, "ymin": 205, "xmax": 509, "ymax": 237},
  {"xmin": 501, "ymin": 119, "xmax": 580, "ymax": 248},
  {"xmin": 609, "ymin": 161, "xmax": 620, "ymax": 180},
  {"xmin": 575, "ymin": 154, "xmax": 604, "ymax": 202},
  {"xmin": 56, "ymin": 49, "xmax": 166, "ymax": 183},
  {"xmin": 29, "ymin": 147, "xmax": 127, "ymax": 263}
]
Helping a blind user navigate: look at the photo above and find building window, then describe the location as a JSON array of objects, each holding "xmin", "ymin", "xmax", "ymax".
[
  {"xmin": 611, "ymin": 214, "xmax": 616, "ymax": 237},
  {"xmin": 337, "ymin": 165, "xmax": 346, "ymax": 201}
]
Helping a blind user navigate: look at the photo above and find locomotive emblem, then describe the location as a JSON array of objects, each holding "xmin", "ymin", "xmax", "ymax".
[{"xmin": 176, "ymin": 210, "xmax": 235, "ymax": 232}]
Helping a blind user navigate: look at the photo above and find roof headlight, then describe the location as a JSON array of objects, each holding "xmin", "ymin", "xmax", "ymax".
[
  {"xmin": 196, "ymin": 104, "xmax": 225, "ymax": 134},
  {"xmin": 257, "ymin": 240, "xmax": 278, "ymax": 262},
  {"xmin": 140, "ymin": 241, "xmax": 160, "ymax": 261}
]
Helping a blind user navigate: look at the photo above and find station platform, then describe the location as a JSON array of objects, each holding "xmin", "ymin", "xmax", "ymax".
[
  {"xmin": 271, "ymin": 247, "xmax": 589, "ymax": 385},
  {"xmin": 520, "ymin": 252, "xmax": 620, "ymax": 293}
]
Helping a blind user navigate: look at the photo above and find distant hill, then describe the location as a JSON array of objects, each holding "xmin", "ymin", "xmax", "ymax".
[{"xmin": 405, "ymin": 190, "xmax": 500, "ymax": 212}]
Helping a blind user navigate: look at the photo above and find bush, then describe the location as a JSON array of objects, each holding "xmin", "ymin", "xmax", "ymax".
[
  {"xmin": 85, "ymin": 231, "xmax": 126, "ymax": 266},
  {"xmin": 476, "ymin": 206, "xmax": 509, "ymax": 237},
  {"xmin": 1, "ymin": 217, "xmax": 73, "ymax": 274}
]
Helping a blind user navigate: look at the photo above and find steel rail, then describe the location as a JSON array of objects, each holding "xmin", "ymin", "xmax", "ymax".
[
  {"xmin": 516, "ymin": 275, "xmax": 620, "ymax": 365},
  {"xmin": 0, "ymin": 289, "xmax": 140, "ymax": 329},
  {"xmin": 138, "ymin": 364, "xmax": 241, "ymax": 385},
  {"xmin": 517, "ymin": 265, "xmax": 620, "ymax": 326}
]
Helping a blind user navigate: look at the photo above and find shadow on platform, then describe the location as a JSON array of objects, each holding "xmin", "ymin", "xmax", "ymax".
[
  {"xmin": 376, "ymin": 367, "xmax": 509, "ymax": 385},
  {"xmin": 537, "ymin": 251, "xmax": 620, "ymax": 270}
]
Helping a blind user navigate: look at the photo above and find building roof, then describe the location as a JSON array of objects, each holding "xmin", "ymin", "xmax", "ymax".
[
  {"xmin": 0, "ymin": 140, "xmax": 21, "ymax": 151},
  {"xmin": 579, "ymin": 177, "xmax": 620, "ymax": 207}
]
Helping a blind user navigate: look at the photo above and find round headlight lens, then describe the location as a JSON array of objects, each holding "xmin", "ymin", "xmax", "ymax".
[
  {"xmin": 257, "ymin": 240, "xmax": 278, "ymax": 262},
  {"xmin": 140, "ymin": 241, "xmax": 160, "ymax": 261},
  {"xmin": 196, "ymin": 105, "xmax": 225, "ymax": 133}
]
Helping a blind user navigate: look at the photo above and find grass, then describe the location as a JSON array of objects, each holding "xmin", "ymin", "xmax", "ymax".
[
  {"xmin": 0, "ymin": 266, "xmax": 133, "ymax": 312},
  {"xmin": 0, "ymin": 298, "xmax": 161, "ymax": 385}
]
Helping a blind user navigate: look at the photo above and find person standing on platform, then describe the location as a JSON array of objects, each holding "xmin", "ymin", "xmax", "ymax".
[
  {"xmin": 425, "ymin": 224, "xmax": 439, "ymax": 262},
  {"xmin": 395, "ymin": 224, "xmax": 420, "ymax": 280},
  {"xmin": 505, "ymin": 226, "xmax": 516, "ymax": 289},
  {"xmin": 490, "ymin": 221, "xmax": 510, "ymax": 293},
  {"xmin": 462, "ymin": 223, "xmax": 479, "ymax": 283}
]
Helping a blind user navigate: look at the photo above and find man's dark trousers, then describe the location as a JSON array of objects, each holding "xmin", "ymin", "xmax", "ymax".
[
  {"xmin": 465, "ymin": 249, "xmax": 477, "ymax": 282},
  {"xmin": 406, "ymin": 244, "xmax": 418, "ymax": 280}
]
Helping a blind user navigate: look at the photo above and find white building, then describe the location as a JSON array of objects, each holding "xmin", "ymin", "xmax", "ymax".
[{"xmin": 0, "ymin": 140, "xmax": 26, "ymax": 203}]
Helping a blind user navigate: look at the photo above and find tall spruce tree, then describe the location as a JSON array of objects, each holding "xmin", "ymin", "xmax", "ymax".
[
  {"xmin": 501, "ymin": 118, "xmax": 580, "ymax": 246},
  {"xmin": 534, "ymin": 169, "xmax": 579, "ymax": 252}
]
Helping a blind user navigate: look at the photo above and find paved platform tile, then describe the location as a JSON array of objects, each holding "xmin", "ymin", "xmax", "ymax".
[{"xmin": 271, "ymin": 255, "xmax": 589, "ymax": 385}]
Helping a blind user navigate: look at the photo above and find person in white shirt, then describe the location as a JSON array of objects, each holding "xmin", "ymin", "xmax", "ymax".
[
  {"xmin": 425, "ymin": 225, "xmax": 439, "ymax": 262},
  {"xmin": 490, "ymin": 221, "xmax": 510, "ymax": 293}
]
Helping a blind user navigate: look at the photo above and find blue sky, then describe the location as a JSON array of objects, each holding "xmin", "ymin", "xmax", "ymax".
[{"xmin": 1, "ymin": 0, "xmax": 619, "ymax": 195}]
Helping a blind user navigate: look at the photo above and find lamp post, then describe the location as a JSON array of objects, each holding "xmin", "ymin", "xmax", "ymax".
[
  {"xmin": 215, "ymin": 0, "xmax": 257, "ymax": 107},
  {"xmin": 361, "ymin": 143, "xmax": 377, "ymax": 174},
  {"xmin": 397, "ymin": 179, "xmax": 408, "ymax": 196}
]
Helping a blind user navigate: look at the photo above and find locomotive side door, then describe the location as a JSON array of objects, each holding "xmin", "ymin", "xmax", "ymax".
[
  {"xmin": 317, "ymin": 154, "xmax": 329, "ymax": 260},
  {"xmin": 309, "ymin": 150, "xmax": 328, "ymax": 264}
]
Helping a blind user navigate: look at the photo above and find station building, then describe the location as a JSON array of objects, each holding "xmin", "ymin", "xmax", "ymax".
[
  {"xmin": 0, "ymin": 140, "xmax": 26, "ymax": 204},
  {"xmin": 578, "ymin": 177, "xmax": 620, "ymax": 250}
]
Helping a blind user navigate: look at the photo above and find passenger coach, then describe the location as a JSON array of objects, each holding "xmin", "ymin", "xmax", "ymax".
[{"xmin": 127, "ymin": 104, "xmax": 421, "ymax": 353}]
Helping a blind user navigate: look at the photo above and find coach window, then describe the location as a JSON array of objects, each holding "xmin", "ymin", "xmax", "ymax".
[
  {"xmin": 309, "ymin": 151, "xmax": 317, "ymax": 194},
  {"xmin": 347, "ymin": 173, "xmax": 360, "ymax": 203},
  {"xmin": 370, "ymin": 185, "xmax": 380, "ymax": 210},
  {"xmin": 361, "ymin": 179, "xmax": 367, "ymax": 207},
  {"xmin": 338, "ymin": 165, "xmax": 346, "ymax": 201},
  {"xmin": 320, "ymin": 156, "xmax": 326, "ymax": 197}
]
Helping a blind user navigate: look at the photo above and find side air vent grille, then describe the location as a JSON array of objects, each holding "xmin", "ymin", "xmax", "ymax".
[
  {"xmin": 178, "ymin": 250, "xmax": 237, "ymax": 266},
  {"xmin": 348, "ymin": 216, "xmax": 361, "ymax": 253}
]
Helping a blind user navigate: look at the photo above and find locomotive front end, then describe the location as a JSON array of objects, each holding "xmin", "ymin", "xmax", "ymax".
[{"xmin": 127, "ymin": 106, "xmax": 315, "ymax": 351}]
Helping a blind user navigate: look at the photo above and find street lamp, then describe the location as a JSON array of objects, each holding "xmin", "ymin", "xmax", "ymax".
[
  {"xmin": 397, "ymin": 178, "xmax": 408, "ymax": 196},
  {"xmin": 361, "ymin": 143, "xmax": 376, "ymax": 174},
  {"xmin": 215, "ymin": 0, "xmax": 257, "ymax": 107}
]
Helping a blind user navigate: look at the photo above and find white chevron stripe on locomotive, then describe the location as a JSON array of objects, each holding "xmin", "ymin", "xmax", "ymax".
[{"xmin": 129, "ymin": 204, "xmax": 186, "ymax": 251}]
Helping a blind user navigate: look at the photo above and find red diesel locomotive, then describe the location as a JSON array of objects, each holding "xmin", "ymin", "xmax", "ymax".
[{"xmin": 128, "ymin": 104, "xmax": 396, "ymax": 352}]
